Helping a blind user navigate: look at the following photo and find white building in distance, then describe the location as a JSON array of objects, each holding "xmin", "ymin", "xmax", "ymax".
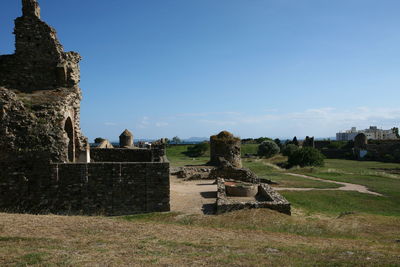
[{"xmin": 336, "ymin": 126, "xmax": 399, "ymax": 141}]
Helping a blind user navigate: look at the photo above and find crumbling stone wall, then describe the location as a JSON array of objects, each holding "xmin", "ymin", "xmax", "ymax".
[
  {"xmin": 0, "ymin": 0, "xmax": 81, "ymax": 91},
  {"xmin": 209, "ymin": 131, "xmax": 242, "ymax": 168},
  {"xmin": 0, "ymin": 0, "xmax": 86, "ymax": 163},
  {"xmin": 0, "ymin": 87, "xmax": 86, "ymax": 163},
  {"xmin": 303, "ymin": 136, "xmax": 315, "ymax": 148}
]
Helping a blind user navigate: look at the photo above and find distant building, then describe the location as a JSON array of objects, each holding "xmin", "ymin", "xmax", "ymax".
[{"xmin": 336, "ymin": 126, "xmax": 399, "ymax": 141}]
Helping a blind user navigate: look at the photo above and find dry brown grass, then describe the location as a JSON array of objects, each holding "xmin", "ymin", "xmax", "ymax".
[{"xmin": 0, "ymin": 209, "xmax": 399, "ymax": 266}]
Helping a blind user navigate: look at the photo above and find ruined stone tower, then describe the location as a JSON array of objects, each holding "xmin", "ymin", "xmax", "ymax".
[
  {"xmin": 209, "ymin": 131, "xmax": 242, "ymax": 168},
  {"xmin": 22, "ymin": 0, "xmax": 41, "ymax": 18},
  {"xmin": 0, "ymin": 1, "xmax": 170, "ymax": 216},
  {"xmin": 0, "ymin": 0, "xmax": 81, "ymax": 91},
  {"xmin": 0, "ymin": 0, "xmax": 86, "ymax": 163},
  {"xmin": 120, "ymin": 129, "xmax": 134, "ymax": 148}
]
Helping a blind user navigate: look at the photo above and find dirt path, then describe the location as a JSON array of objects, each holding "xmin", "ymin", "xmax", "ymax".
[
  {"xmin": 170, "ymin": 175, "xmax": 217, "ymax": 214},
  {"xmin": 273, "ymin": 173, "xmax": 383, "ymax": 196}
]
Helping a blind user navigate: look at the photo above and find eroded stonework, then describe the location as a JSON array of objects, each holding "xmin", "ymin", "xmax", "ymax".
[
  {"xmin": 0, "ymin": 0, "xmax": 85, "ymax": 163},
  {"xmin": 209, "ymin": 131, "xmax": 242, "ymax": 168},
  {"xmin": 0, "ymin": 0, "xmax": 81, "ymax": 91},
  {"xmin": 0, "ymin": 1, "xmax": 170, "ymax": 215}
]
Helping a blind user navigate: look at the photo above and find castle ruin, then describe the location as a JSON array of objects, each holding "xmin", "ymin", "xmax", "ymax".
[{"xmin": 0, "ymin": 0, "xmax": 170, "ymax": 215}]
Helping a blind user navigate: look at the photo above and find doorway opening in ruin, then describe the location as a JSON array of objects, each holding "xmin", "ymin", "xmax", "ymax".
[{"xmin": 64, "ymin": 117, "xmax": 75, "ymax": 162}]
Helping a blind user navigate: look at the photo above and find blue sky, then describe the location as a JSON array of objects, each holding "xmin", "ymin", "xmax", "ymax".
[{"xmin": 1, "ymin": 0, "xmax": 399, "ymax": 141}]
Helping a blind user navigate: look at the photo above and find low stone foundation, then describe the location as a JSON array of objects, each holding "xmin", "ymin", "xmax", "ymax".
[{"xmin": 216, "ymin": 178, "xmax": 291, "ymax": 215}]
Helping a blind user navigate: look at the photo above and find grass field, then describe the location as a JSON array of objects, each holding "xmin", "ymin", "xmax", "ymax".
[
  {"xmin": 0, "ymin": 144, "xmax": 399, "ymax": 266},
  {"xmin": 1, "ymin": 210, "xmax": 399, "ymax": 266}
]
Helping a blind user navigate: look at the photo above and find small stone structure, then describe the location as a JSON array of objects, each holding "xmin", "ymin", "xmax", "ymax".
[
  {"xmin": 119, "ymin": 129, "xmax": 134, "ymax": 148},
  {"xmin": 0, "ymin": 1, "xmax": 170, "ymax": 215},
  {"xmin": 216, "ymin": 178, "xmax": 291, "ymax": 215},
  {"xmin": 209, "ymin": 131, "xmax": 242, "ymax": 168},
  {"xmin": 224, "ymin": 181, "xmax": 258, "ymax": 197},
  {"xmin": 210, "ymin": 157, "xmax": 289, "ymax": 214},
  {"xmin": 171, "ymin": 166, "xmax": 215, "ymax": 180},
  {"xmin": 93, "ymin": 138, "xmax": 114, "ymax": 149}
]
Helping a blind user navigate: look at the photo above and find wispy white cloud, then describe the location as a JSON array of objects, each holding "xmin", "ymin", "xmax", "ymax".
[
  {"xmin": 137, "ymin": 116, "xmax": 150, "ymax": 129},
  {"xmin": 155, "ymin": 122, "xmax": 169, "ymax": 127}
]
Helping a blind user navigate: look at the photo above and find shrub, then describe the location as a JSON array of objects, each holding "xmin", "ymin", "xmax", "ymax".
[
  {"xmin": 255, "ymin": 137, "xmax": 273, "ymax": 144},
  {"xmin": 292, "ymin": 136, "xmax": 299, "ymax": 146},
  {"xmin": 288, "ymin": 147, "xmax": 325, "ymax": 167},
  {"xmin": 282, "ymin": 144, "xmax": 299, "ymax": 157},
  {"xmin": 393, "ymin": 149, "xmax": 400, "ymax": 163},
  {"xmin": 257, "ymin": 140, "xmax": 280, "ymax": 158},
  {"xmin": 184, "ymin": 142, "xmax": 209, "ymax": 157},
  {"xmin": 383, "ymin": 154, "xmax": 395, "ymax": 163}
]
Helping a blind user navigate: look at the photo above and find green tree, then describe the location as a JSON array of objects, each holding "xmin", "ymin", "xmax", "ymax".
[
  {"xmin": 282, "ymin": 144, "xmax": 299, "ymax": 157},
  {"xmin": 172, "ymin": 136, "xmax": 182, "ymax": 144},
  {"xmin": 255, "ymin": 137, "xmax": 273, "ymax": 144},
  {"xmin": 292, "ymin": 136, "xmax": 299, "ymax": 146},
  {"xmin": 257, "ymin": 140, "xmax": 280, "ymax": 158},
  {"xmin": 185, "ymin": 142, "xmax": 209, "ymax": 157},
  {"xmin": 288, "ymin": 147, "xmax": 325, "ymax": 167},
  {"xmin": 274, "ymin": 138, "xmax": 283, "ymax": 149}
]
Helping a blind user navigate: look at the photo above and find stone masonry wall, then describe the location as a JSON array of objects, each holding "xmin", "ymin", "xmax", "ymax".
[
  {"xmin": 91, "ymin": 148, "xmax": 153, "ymax": 163},
  {"xmin": 91, "ymin": 146, "xmax": 168, "ymax": 163},
  {"xmin": 0, "ymin": 162, "xmax": 170, "ymax": 215}
]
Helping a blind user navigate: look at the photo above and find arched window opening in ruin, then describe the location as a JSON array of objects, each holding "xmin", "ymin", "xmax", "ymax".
[{"xmin": 64, "ymin": 117, "xmax": 74, "ymax": 162}]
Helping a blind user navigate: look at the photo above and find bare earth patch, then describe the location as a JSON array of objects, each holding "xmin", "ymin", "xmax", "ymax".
[{"xmin": 170, "ymin": 175, "xmax": 217, "ymax": 214}]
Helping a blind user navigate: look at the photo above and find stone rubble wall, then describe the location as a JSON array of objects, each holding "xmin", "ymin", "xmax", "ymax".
[
  {"xmin": 0, "ymin": 87, "xmax": 85, "ymax": 163},
  {"xmin": 0, "ymin": 162, "xmax": 170, "ymax": 216},
  {"xmin": 171, "ymin": 166, "xmax": 215, "ymax": 180},
  {"xmin": 209, "ymin": 165, "xmax": 260, "ymax": 184}
]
